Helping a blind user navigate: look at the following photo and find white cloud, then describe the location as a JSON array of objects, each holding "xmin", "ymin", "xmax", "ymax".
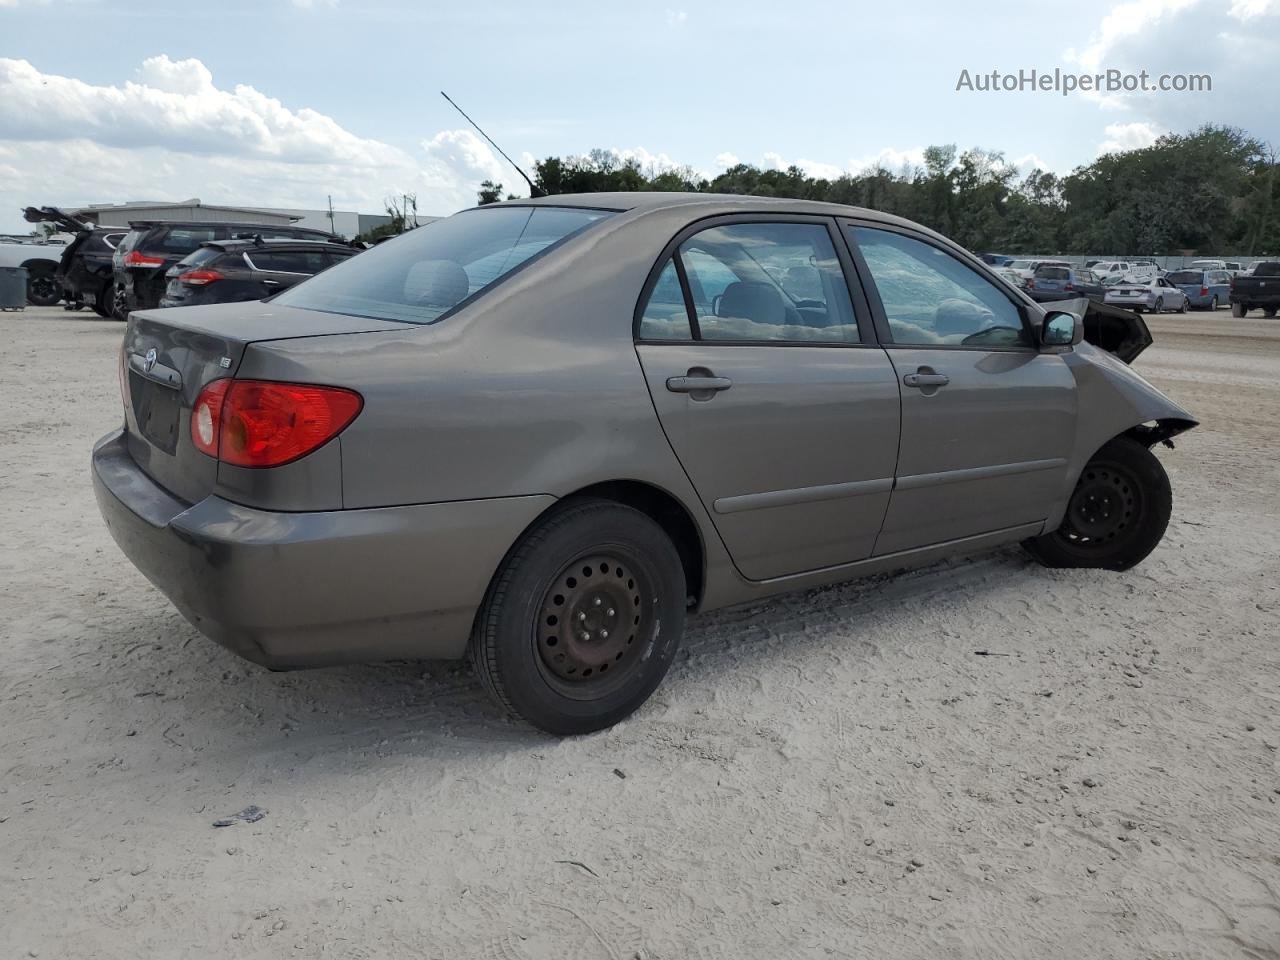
[
  {"xmin": 0, "ymin": 57, "xmax": 515, "ymax": 229},
  {"xmin": 762, "ymin": 151, "xmax": 844, "ymax": 180},
  {"xmin": 1098, "ymin": 120, "xmax": 1164, "ymax": 153},
  {"xmin": 665, "ymin": 9, "xmax": 688, "ymax": 25},
  {"xmin": 1063, "ymin": 1, "xmax": 1280, "ymax": 136},
  {"xmin": 850, "ymin": 146, "xmax": 927, "ymax": 173},
  {"xmin": 714, "ymin": 152, "xmax": 739, "ymax": 169},
  {"xmin": 290, "ymin": 0, "xmax": 338, "ymax": 7}
]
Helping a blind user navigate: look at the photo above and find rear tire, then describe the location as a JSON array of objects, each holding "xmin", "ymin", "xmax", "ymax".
[
  {"xmin": 1231, "ymin": 302, "xmax": 1247, "ymax": 318},
  {"xmin": 469, "ymin": 499, "xmax": 686, "ymax": 735},
  {"xmin": 1022, "ymin": 437, "xmax": 1171, "ymax": 572},
  {"xmin": 92, "ymin": 281, "xmax": 112, "ymax": 318},
  {"xmin": 1209, "ymin": 295, "xmax": 1219, "ymax": 311},
  {"xmin": 1265, "ymin": 308, "xmax": 1278, "ymax": 319},
  {"xmin": 111, "ymin": 283, "xmax": 129, "ymax": 321},
  {"xmin": 1179, "ymin": 296, "xmax": 1189, "ymax": 313},
  {"xmin": 25, "ymin": 266, "xmax": 61, "ymax": 307}
]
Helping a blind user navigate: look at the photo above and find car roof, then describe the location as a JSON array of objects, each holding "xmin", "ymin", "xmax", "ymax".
[
  {"xmin": 503, "ymin": 191, "xmax": 925, "ymax": 229},
  {"xmin": 199, "ymin": 238, "xmax": 351, "ymax": 252},
  {"xmin": 128, "ymin": 219, "xmax": 335, "ymax": 235}
]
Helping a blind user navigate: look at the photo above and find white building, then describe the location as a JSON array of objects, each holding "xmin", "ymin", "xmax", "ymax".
[{"xmin": 68, "ymin": 199, "xmax": 409, "ymax": 239}]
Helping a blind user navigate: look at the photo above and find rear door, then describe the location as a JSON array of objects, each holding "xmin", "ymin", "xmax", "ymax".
[
  {"xmin": 244, "ymin": 247, "xmax": 330, "ymax": 296},
  {"xmin": 844, "ymin": 223, "xmax": 1077, "ymax": 555},
  {"xmin": 635, "ymin": 217, "xmax": 901, "ymax": 580}
]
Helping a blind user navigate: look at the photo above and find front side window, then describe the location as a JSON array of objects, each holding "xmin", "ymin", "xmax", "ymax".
[
  {"xmin": 850, "ymin": 227, "xmax": 1030, "ymax": 348},
  {"xmin": 276, "ymin": 206, "xmax": 612, "ymax": 324},
  {"xmin": 676, "ymin": 222, "xmax": 858, "ymax": 343}
]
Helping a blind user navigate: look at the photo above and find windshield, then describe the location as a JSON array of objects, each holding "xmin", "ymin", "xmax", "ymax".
[{"xmin": 276, "ymin": 206, "xmax": 613, "ymax": 324}]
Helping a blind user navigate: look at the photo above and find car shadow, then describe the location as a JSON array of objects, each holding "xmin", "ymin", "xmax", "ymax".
[{"xmin": 98, "ymin": 545, "xmax": 1039, "ymax": 771}]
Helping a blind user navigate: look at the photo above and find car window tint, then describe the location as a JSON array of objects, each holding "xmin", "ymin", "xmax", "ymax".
[
  {"xmin": 850, "ymin": 227, "xmax": 1029, "ymax": 348},
  {"xmin": 178, "ymin": 247, "xmax": 224, "ymax": 269},
  {"xmin": 252, "ymin": 249, "xmax": 330, "ymax": 274},
  {"xmin": 158, "ymin": 228, "xmax": 219, "ymax": 253},
  {"xmin": 678, "ymin": 222, "xmax": 858, "ymax": 344},
  {"xmin": 278, "ymin": 207, "xmax": 612, "ymax": 325},
  {"xmin": 1036, "ymin": 266, "xmax": 1070, "ymax": 280},
  {"xmin": 637, "ymin": 259, "xmax": 691, "ymax": 340}
]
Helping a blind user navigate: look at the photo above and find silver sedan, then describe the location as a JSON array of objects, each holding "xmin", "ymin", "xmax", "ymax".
[{"xmin": 94, "ymin": 193, "xmax": 1197, "ymax": 733}]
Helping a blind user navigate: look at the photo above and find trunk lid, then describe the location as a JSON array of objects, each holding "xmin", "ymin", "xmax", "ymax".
[{"xmin": 121, "ymin": 301, "xmax": 412, "ymax": 503}]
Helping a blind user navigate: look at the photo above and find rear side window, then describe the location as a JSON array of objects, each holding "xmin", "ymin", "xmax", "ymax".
[
  {"xmin": 276, "ymin": 206, "xmax": 612, "ymax": 324},
  {"xmin": 678, "ymin": 222, "xmax": 858, "ymax": 343},
  {"xmin": 638, "ymin": 260, "xmax": 692, "ymax": 340},
  {"xmin": 249, "ymin": 249, "xmax": 330, "ymax": 274}
]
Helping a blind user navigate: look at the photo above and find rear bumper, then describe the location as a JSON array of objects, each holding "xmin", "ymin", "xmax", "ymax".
[{"xmin": 92, "ymin": 429, "xmax": 554, "ymax": 668}]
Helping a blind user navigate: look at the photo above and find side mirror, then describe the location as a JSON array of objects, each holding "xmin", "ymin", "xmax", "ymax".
[{"xmin": 1041, "ymin": 310, "xmax": 1083, "ymax": 347}]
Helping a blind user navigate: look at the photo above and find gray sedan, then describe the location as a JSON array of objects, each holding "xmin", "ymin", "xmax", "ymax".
[{"xmin": 94, "ymin": 193, "xmax": 1197, "ymax": 734}]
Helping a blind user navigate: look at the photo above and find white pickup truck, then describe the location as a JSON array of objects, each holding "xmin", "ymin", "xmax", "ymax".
[{"xmin": 0, "ymin": 238, "xmax": 65, "ymax": 306}]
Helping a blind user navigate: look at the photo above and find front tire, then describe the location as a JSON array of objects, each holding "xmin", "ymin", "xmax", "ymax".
[
  {"xmin": 1265, "ymin": 307, "xmax": 1278, "ymax": 319},
  {"xmin": 1023, "ymin": 437, "xmax": 1172, "ymax": 571},
  {"xmin": 470, "ymin": 499, "xmax": 686, "ymax": 735}
]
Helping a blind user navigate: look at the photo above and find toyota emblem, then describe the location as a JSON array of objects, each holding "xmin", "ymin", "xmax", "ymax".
[{"xmin": 143, "ymin": 348, "xmax": 157, "ymax": 373}]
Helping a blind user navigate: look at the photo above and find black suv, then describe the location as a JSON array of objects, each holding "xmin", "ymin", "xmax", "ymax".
[
  {"xmin": 112, "ymin": 220, "xmax": 342, "ymax": 319},
  {"xmin": 22, "ymin": 206, "xmax": 127, "ymax": 313},
  {"xmin": 159, "ymin": 238, "xmax": 360, "ymax": 308}
]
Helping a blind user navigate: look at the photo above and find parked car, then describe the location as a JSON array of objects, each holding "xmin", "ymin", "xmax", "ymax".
[
  {"xmin": 1092, "ymin": 260, "xmax": 1155, "ymax": 283},
  {"xmin": 993, "ymin": 267, "xmax": 1026, "ymax": 289},
  {"xmin": 1229, "ymin": 261, "xmax": 1280, "ymax": 317},
  {"xmin": 1027, "ymin": 265, "xmax": 1106, "ymax": 304},
  {"xmin": 0, "ymin": 235, "xmax": 64, "ymax": 306},
  {"xmin": 112, "ymin": 220, "xmax": 343, "ymax": 319},
  {"xmin": 93, "ymin": 193, "xmax": 1196, "ymax": 734},
  {"xmin": 1164, "ymin": 268, "xmax": 1231, "ymax": 311},
  {"xmin": 1189, "ymin": 259, "xmax": 1226, "ymax": 272},
  {"xmin": 22, "ymin": 206, "xmax": 129, "ymax": 316},
  {"xmin": 1103, "ymin": 276, "xmax": 1189, "ymax": 313},
  {"xmin": 159, "ymin": 239, "xmax": 360, "ymax": 308}
]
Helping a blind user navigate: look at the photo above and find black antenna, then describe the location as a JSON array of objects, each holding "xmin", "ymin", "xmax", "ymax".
[{"xmin": 440, "ymin": 91, "xmax": 546, "ymax": 198}]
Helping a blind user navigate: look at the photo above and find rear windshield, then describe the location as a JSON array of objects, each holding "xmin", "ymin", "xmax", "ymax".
[
  {"xmin": 156, "ymin": 227, "xmax": 220, "ymax": 254},
  {"xmin": 1035, "ymin": 266, "xmax": 1070, "ymax": 280},
  {"xmin": 276, "ymin": 206, "xmax": 613, "ymax": 324},
  {"xmin": 1166, "ymin": 271, "xmax": 1201, "ymax": 284},
  {"xmin": 176, "ymin": 246, "xmax": 224, "ymax": 268}
]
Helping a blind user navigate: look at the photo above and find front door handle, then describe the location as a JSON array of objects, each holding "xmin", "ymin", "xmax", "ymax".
[
  {"xmin": 903, "ymin": 370, "xmax": 950, "ymax": 389},
  {"xmin": 666, "ymin": 375, "xmax": 732, "ymax": 393},
  {"xmin": 261, "ymin": 279, "xmax": 283, "ymax": 288}
]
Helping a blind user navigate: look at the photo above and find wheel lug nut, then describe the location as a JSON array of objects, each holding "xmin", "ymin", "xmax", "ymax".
[
  {"xmin": 607, "ymin": 608, "xmax": 615, "ymax": 617},
  {"xmin": 593, "ymin": 597, "xmax": 602, "ymax": 606},
  {"xmin": 600, "ymin": 629, "xmax": 609, "ymax": 639},
  {"xmin": 578, "ymin": 612, "xmax": 587, "ymax": 622},
  {"xmin": 581, "ymin": 632, "xmax": 591, "ymax": 642}
]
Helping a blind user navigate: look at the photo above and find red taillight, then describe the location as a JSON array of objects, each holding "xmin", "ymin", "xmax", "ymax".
[
  {"xmin": 125, "ymin": 249, "xmax": 165, "ymax": 267},
  {"xmin": 190, "ymin": 379, "xmax": 362, "ymax": 467},
  {"xmin": 1065, "ymin": 283, "xmax": 1075, "ymax": 292},
  {"xmin": 1200, "ymin": 285, "xmax": 1209, "ymax": 296},
  {"xmin": 190, "ymin": 379, "xmax": 231, "ymax": 458},
  {"xmin": 179, "ymin": 268, "xmax": 224, "ymax": 286}
]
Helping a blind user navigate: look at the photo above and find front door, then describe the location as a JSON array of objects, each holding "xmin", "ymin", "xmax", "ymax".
[
  {"xmin": 845, "ymin": 224, "xmax": 1077, "ymax": 556},
  {"xmin": 635, "ymin": 218, "xmax": 901, "ymax": 580}
]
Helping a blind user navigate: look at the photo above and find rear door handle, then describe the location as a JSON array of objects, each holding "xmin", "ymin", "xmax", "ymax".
[
  {"xmin": 903, "ymin": 372, "xmax": 950, "ymax": 388},
  {"xmin": 666, "ymin": 375, "xmax": 732, "ymax": 394}
]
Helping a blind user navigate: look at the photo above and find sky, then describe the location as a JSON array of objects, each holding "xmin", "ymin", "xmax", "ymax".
[{"xmin": 0, "ymin": 0, "xmax": 1277, "ymax": 233}]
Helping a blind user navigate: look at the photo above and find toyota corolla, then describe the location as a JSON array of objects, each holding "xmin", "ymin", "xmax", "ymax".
[{"xmin": 93, "ymin": 193, "xmax": 1197, "ymax": 734}]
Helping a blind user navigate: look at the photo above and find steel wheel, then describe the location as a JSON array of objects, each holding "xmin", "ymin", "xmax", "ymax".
[
  {"xmin": 470, "ymin": 499, "xmax": 686, "ymax": 734},
  {"xmin": 1022, "ymin": 437, "xmax": 1172, "ymax": 571},
  {"xmin": 1059, "ymin": 466, "xmax": 1140, "ymax": 547},
  {"xmin": 536, "ymin": 552, "xmax": 656, "ymax": 695}
]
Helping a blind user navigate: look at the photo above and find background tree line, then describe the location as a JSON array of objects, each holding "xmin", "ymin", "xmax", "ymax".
[{"xmin": 479, "ymin": 125, "xmax": 1278, "ymax": 256}]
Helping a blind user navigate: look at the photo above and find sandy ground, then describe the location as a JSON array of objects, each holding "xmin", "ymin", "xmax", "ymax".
[{"xmin": 1, "ymin": 303, "xmax": 1278, "ymax": 960}]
